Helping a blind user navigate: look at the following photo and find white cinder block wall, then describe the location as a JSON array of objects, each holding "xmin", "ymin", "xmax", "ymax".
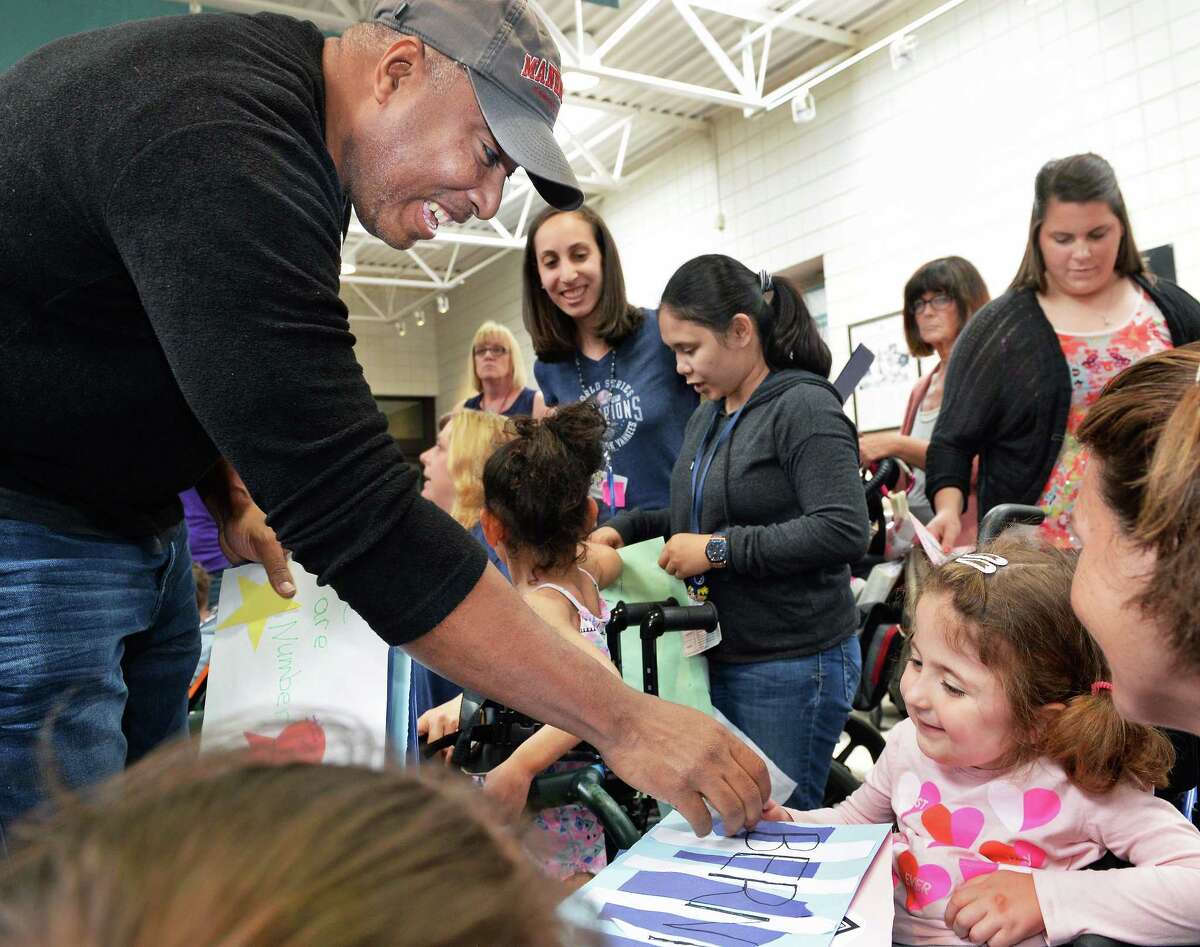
[
  {"xmin": 418, "ymin": 0, "xmax": 1200, "ymax": 413},
  {"xmin": 352, "ymin": 317, "xmax": 439, "ymax": 397}
]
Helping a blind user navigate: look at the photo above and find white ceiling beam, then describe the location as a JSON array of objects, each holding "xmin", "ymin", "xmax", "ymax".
[
  {"xmin": 526, "ymin": 0, "xmax": 580, "ymax": 66},
  {"xmin": 671, "ymin": 0, "xmax": 756, "ymax": 99},
  {"xmin": 731, "ymin": 0, "xmax": 822, "ymax": 53},
  {"xmin": 689, "ymin": 0, "xmax": 855, "ymax": 47},
  {"xmin": 443, "ymin": 243, "xmax": 461, "ymax": 283},
  {"xmin": 349, "ymin": 284, "xmax": 390, "ymax": 320},
  {"xmin": 485, "ymin": 214, "xmax": 515, "ymax": 240},
  {"xmin": 763, "ymin": 0, "xmax": 970, "ymax": 110},
  {"xmin": 565, "ymin": 94, "xmax": 706, "ymax": 132},
  {"xmin": 553, "ymin": 61, "xmax": 761, "ymax": 109},
  {"xmin": 514, "ymin": 189, "xmax": 536, "ymax": 241},
  {"xmin": 594, "ymin": 0, "xmax": 663, "ymax": 61},
  {"xmin": 612, "ymin": 120, "xmax": 634, "ymax": 181},
  {"xmin": 575, "ymin": 0, "xmax": 586, "ymax": 57},
  {"xmin": 760, "ymin": 50, "xmax": 852, "ymax": 110},
  {"xmin": 404, "ymin": 247, "xmax": 443, "ymax": 284},
  {"xmin": 342, "ymin": 274, "xmax": 443, "ymax": 289}
]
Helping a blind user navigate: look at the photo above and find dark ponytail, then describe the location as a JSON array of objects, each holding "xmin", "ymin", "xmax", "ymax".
[
  {"xmin": 482, "ymin": 402, "xmax": 607, "ymax": 574},
  {"xmin": 660, "ymin": 254, "xmax": 831, "ymax": 376}
]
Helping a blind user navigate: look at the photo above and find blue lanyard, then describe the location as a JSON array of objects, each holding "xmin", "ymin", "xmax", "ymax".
[{"xmin": 689, "ymin": 405, "xmax": 744, "ymax": 534}]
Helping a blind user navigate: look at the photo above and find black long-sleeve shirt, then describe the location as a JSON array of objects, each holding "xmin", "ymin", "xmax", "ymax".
[
  {"xmin": 0, "ymin": 12, "xmax": 485, "ymax": 645},
  {"xmin": 607, "ymin": 371, "xmax": 869, "ymax": 664},
  {"xmin": 926, "ymin": 274, "xmax": 1200, "ymax": 518}
]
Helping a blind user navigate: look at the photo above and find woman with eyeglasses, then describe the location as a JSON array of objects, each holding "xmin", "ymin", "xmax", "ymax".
[
  {"xmin": 925, "ymin": 153, "xmax": 1200, "ymax": 550},
  {"xmin": 858, "ymin": 257, "xmax": 989, "ymax": 536},
  {"xmin": 523, "ymin": 205, "xmax": 697, "ymax": 520},
  {"xmin": 461, "ymin": 321, "xmax": 544, "ymax": 418}
]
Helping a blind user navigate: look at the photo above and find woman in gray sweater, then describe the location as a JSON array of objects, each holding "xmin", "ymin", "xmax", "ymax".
[{"xmin": 593, "ymin": 254, "xmax": 869, "ymax": 808}]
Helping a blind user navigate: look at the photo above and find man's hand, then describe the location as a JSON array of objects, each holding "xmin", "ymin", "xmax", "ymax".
[
  {"xmin": 944, "ymin": 871, "xmax": 1045, "ymax": 947},
  {"xmin": 595, "ymin": 692, "xmax": 769, "ymax": 837},
  {"xmin": 198, "ymin": 459, "xmax": 294, "ymax": 598},
  {"xmin": 484, "ymin": 758, "xmax": 536, "ymax": 825},
  {"xmin": 658, "ymin": 533, "xmax": 712, "ymax": 580},
  {"xmin": 405, "ymin": 566, "xmax": 769, "ymax": 839}
]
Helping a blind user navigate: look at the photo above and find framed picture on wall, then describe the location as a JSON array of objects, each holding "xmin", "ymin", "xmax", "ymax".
[{"xmin": 847, "ymin": 312, "xmax": 919, "ymax": 433}]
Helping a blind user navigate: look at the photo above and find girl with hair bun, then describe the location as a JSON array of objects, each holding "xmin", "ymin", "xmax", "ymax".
[
  {"xmin": 594, "ymin": 253, "xmax": 870, "ymax": 810},
  {"xmin": 419, "ymin": 402, "xmax": 624, "ymax": 886},
  {"xmin": 767, "ymin": 535, "xmax": 1200, "ymax": 947}
]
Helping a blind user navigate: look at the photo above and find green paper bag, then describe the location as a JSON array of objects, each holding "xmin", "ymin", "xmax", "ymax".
[{"xmin": 600, "ymin": 538, "xmax": 714, "ymax": 718}]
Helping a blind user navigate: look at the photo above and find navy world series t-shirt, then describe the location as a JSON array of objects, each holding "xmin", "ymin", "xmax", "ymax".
[{"xmin": 534, "ymin": 309, "xmax": 698, "ymax": 517}]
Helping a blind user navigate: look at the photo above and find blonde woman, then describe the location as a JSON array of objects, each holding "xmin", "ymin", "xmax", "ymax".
[
  {"xmin": 462, "ymin": 321, "xmax": 545, "ymax": 417},
  {"xmin": 414, "ymin": 408, "xmax": 514, "ymax": 726}
]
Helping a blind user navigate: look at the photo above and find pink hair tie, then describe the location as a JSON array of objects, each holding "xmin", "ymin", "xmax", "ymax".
[{"xmin": 1091, "ymin": 681, "xmax": 1113, "ymax": 696}]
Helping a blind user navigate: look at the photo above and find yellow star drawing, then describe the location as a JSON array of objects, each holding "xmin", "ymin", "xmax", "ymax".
[{"xmin": 215, "ymin": 574, "xmax": 302, "ymax": 651}]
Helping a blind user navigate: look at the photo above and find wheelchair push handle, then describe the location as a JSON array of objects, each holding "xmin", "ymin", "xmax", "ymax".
[
  {"xmin": 608, "ymin": 598, "xmax": 678, "ymax": 633},
  {"xmin": 646, "ymin": 602, "xmax": 719, "ymax": 636},
  {"xmin": 977, "ymin": 503, "xmax": 1046, "ymax": 544},
  {"xmin": 864, "ymin": 457, "xmax": 902, "ymax": 498}
]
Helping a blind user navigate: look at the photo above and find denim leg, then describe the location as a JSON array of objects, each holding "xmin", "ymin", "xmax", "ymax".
[
  {"xmin": 121, "ymin": 524, "xmax": 201, "ymax": 766},
  {"xmin": 0, "ymin": 519, "xmax": 199, "ymax": 845},
  {"xmin": 709, "ymin": 636, "xmax": 861, "ymax": 810}
]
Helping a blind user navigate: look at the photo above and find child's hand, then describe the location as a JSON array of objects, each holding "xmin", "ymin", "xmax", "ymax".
[
  {"xmin": 658, "ymin": 533, "xmax": 713, "ymax": 579},
  {"xmin": 944, "ymin": 871, "xmax": 1045, "ymax": 947},
  {"xmin": 483, "ymin": 759, "xmax": 535, "ymax": 825},
  {"xmin": 589, "ymin": 526, "xmax": 624, "ymax": 549},
  {"xmin": 761, "ymin": 800, "xmax": 793, "ymax": 822}
]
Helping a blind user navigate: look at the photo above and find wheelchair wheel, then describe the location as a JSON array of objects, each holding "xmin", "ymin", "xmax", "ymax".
[{"xmin": 823, "ymin": 759, "xmax": 860, "ymax": 807}]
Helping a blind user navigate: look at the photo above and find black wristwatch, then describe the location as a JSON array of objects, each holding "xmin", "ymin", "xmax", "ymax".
[{"xmin": 705, "ymin": 533, "xmax": 728, "ymax": 569}]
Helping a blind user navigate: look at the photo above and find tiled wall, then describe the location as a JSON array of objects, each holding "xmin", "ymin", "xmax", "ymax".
[
  {"xmin": 351, "ymin": 317, "xmax": 440, "ymax": 397},
  {"xmin": 377, "ymin": 0, "xmax": 1200, "ymax": 412}
]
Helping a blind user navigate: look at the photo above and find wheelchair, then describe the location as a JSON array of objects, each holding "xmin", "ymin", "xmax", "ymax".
[{"xmin": 419, "ymin": 595, "xmax": 888, "ymax": 858}]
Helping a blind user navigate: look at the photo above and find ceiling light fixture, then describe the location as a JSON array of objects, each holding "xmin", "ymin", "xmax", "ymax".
[
  {"xmin": 414, "ymin": 309, "xmax": 426, "ymax": 328},
  {"xmin": 395, "ymin": 320, "xmax": 407, "ymax": 338},
  {"xmin": 436, "ymin": 293, "xmax": 450, "ymax": 315}
]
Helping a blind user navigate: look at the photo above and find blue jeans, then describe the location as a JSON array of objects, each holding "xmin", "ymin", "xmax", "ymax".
[
  {"xmin": 708, "ymin": 635, "xmax": 861, "ymax": 809},
  {"xmin": 0, "ymin": 519, "xmax": 200, "ymax": 846}
]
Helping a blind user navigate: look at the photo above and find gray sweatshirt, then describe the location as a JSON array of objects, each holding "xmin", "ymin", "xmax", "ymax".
[{"xmin": 608, "ymin": 369, "xmax": 869, "ymax": 663}]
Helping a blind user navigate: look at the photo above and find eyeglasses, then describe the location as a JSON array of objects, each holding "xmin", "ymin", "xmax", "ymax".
[
  {"xmin": 473, "ymin": 345, "xmax": 508, "ymax": 357},
  {"xmin": 911, "ymin": 293, "xmax": 955, "ymax": 316}
]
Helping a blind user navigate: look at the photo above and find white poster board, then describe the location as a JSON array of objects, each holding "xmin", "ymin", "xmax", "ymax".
[
  {"xmin": 202, "ymin": 562, "xmax": 396, "ymax": 768},
  {"xmin": 847, "ymin": 312, "xmax": 920, "ymax": 433}
]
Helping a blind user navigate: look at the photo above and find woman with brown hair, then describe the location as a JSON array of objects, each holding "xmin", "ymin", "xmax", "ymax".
[
  {"xmin": 1072, "ymin": 342, "xmax": 1200, "ymax": 736},
  {"xmin": 523, "ymin": 205, "xmax": 697, "ymax": 518},
  {"xmin": 925, "ymin": 153, "xmax": 1200, "ymax": 550},
  {"xmin": 859, "ymin": 256, "xmax": 989, "ymax": 536},
  {"xmin": 0, "ymin": 748, "xmax": 589, "ymax": 947}
]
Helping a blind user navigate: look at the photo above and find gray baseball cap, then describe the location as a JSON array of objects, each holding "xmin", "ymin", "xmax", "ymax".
[{"xmin": 371, "ymin": 0, "xmax": 583, "ymax": 211}]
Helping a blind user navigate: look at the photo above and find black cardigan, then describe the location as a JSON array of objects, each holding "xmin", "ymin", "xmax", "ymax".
[{"xmin": 925, "ymin": 274, "xmax": 1200, "ymax": 518}]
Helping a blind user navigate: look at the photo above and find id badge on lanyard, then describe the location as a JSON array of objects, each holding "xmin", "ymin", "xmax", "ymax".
[{"xmin": 686, "ymin": 406, "xmax": 744, "ymax": 606}]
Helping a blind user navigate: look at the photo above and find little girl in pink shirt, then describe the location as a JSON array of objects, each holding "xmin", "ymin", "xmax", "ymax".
[{"xmin": 766, "ymin": 536, "xmax": 1200, "ymax": 946}]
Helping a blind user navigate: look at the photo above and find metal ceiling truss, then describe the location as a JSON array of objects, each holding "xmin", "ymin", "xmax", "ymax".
[{"xmin": 171, "ymin": 0, "xmax": 969, "ymax": 309}]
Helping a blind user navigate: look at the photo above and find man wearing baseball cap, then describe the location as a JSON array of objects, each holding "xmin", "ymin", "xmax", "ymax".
[{"xmin": 0, "ymin": 1, "xmax": 768, "ymax": 841}]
